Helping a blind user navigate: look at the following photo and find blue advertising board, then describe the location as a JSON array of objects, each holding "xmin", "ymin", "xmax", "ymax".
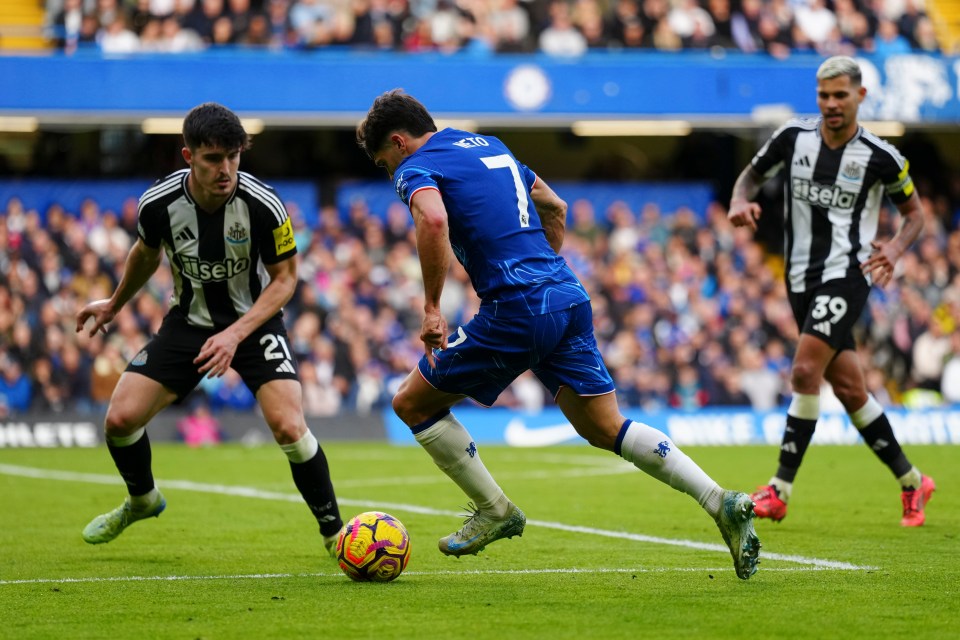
[
  {"xmin": 384, "ymin": 406, "xmax": 960, "ymax": 446},
  {"xmin": 2, "ymin": 51, "xmax": 958, "ymax": 123}
]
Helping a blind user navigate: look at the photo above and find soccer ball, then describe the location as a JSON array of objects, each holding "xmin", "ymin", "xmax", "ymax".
[{"xmin": 336, "ymin": 511, "xmax": 411, "ymax": 582}]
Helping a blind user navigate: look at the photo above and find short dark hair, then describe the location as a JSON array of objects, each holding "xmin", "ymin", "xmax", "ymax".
[
  {"xmin": 356, "ymin": 89, "xmax": 437, "ymax": 159},
  {"xmin": 182, "ymin": 102, "xmax": 251, "ymax": 152}
]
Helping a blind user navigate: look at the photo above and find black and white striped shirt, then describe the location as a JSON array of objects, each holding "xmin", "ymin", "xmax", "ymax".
[
  {"xmin": 137, "ymin": 169, "xmax": 297, "ymax": 330},
  {"xmin": 752, "ymin": 118, "xmax": 915, "ymax": 293}
]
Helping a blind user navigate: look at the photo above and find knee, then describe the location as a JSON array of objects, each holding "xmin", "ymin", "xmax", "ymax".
[
  {"xmin": 790, "ymin": 361, "xmax": 821, "ymax": 392},
  {"xmin": 831, "ymin": 381, "xmax": 867, "ymax": 411},
  {"xmin": 392, "ymin": 389, "xmax": 418, "ymax": 426},
  {"xmin": 103, "ymin": 406, "xmax": 140, "ymax": 438},
  {"xmin": 262, "ymin": 407, "xmax": 305, "ymax": 445},
  {"xmin": 571, "ymin": 420, "xmax": 620, "ymax": 452}
]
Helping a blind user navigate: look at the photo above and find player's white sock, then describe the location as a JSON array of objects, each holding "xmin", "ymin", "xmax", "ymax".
[
  {"xmin": 415, "ymin": 411, "xmax": 510, "ymax": 518},
  {"xmin": 130, "ymin": 488, "xmax": 161, "ymax": 512},
  {"xmin": 897, "ymin": 466, "xmax": 923, "ymax": 491},
  {"xmin": 279, "ymin": 429, "xmax": 319, "ymax": 463},
  {"xmin": 618, "ymin": 421, "xmax": 723, "ymax": 518},
  {"xmin": 769, "ymin": 478, "xmax": 792, "ymax": 503}
]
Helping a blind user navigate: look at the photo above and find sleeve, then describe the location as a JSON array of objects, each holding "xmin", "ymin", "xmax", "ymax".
[
  {"xmin": 518, "ymin": 158, "xmax": 537, "ymax": 192},
  {"xmin": 136, "ymin": 194, "xmax": 163, "ymax": 249},
  {"xmin": 878, "ymin": 148, "xmax": 915, "ymax": 205},
  {"xmin": 253, "ymin": 184, "xmax": 297, "ymax": 265},
  {"xmin": 394, "ymin": 161, "xmax": 441, "ymax": 207},
  {"xmin": 751, "ymin": 121, "xmax": 795, "ymax": 179}
]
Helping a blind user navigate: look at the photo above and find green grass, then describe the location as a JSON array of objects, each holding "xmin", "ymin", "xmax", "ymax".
[{"xmin": 1, "ymin": 442, "xmax": 956, "ymax": 639}]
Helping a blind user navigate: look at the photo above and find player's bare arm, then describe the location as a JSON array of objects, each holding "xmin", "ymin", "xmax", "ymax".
[
  {"xmin": 409, "ymin": 187, "xmax": 451, "ymax": 367},
  {"xmin": 861, "ymin": 192, "xmax": 925, "ymax": 288},
  {"xmin": 194, "ymin": 253, "xmax": 298, "ymax": 378},
  {"xmin": 530, "ymin": 177, "xmax": 567, "ymax": 254},
  {"xmin": 76, "ymin": 238, "xmax": 162, "ymax": 337},
  {"xmin": 728, "ymin": 166, "xmax": 766, "ymax": 232}
]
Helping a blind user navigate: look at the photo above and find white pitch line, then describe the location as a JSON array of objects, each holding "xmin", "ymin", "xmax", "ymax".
[
  {"xmin": 0, "ymin": 566, "xmax": 850, "ymax": 587},
  {"xmin": 0, "ymin": 463, "xmax": 876, "ymax": 572}
]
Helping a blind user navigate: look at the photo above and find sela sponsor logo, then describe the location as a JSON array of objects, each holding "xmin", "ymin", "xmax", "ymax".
[
  {"xmin": 503, "ymin": 418, "xmax": 578, "ymax": 447},
  {"xmin": 180, "ymin": 255, "xmax": 250, "ymax": 282},
  {"xmin": 0, "ymin": 421, "xmax": 99, "ymax": 448},
  {"xmin": 792, "ymin": 178, "xmax": 857, "ymax": 210}
]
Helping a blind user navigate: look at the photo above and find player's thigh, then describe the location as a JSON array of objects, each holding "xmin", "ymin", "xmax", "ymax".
[{"xmin": 104, "ymin": 372, "xmax": 178, "ymax": 435}]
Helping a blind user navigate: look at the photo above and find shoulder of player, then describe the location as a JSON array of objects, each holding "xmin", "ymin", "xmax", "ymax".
[
  {"xmin": 770, "ymin": 117, "xmax": 817, "ymax": 141},
  {"xmin": 138, "ymin": 168, "xmax": 188, "ymax": 215},
  {"xmin": 235, "ymin": 171, "xmax": 288, "ymax": 223},
  {"xmin": 397, "ymin": 158, "xmax": 444, "ymax": 181},
  {"xmin": 857, "ymin": 127, "xmax": 907, "ymax": 165}
]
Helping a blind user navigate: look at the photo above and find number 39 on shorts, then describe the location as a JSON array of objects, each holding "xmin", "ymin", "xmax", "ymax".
[{"xmin": 811, "ymin": 295, "xmax": 848, "ymax": 324}]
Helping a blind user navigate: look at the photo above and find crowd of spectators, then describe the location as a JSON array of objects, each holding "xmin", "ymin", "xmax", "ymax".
[
  {"xmin": 45, "ymin": 0, "xmax": 941, "ymax": 58},
  {"xmin": 2, "ymin": 176, "xmax": 959, "ymax": 419}
]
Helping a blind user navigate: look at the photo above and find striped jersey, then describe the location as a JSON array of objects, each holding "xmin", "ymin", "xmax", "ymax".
[
  {"xmin": 137, "ymin": 169, "xmax": 297, "ymax": 330},
  {"xmin": 751, "ymin": 117, "xmax": 915, "ymax": 293}
]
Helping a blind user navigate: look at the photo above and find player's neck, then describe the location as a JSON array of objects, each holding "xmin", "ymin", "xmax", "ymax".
[
  {"xmin": 820, "ymin": 121, "xmax": 859, "ymax": 150},
  {"xmin": 407, "ymin": 131, "xmax": 435, "ymax": 155}
]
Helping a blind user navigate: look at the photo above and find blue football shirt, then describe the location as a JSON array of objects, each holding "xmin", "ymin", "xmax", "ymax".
[{"xmin": 393, "ymin": 129, "xmax": 589, "ymax": 318}]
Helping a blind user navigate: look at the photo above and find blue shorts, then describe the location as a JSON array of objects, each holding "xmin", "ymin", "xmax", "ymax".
[{"xmin": 417, "ymin": 302, "xmax": 615, "ymax": 407}]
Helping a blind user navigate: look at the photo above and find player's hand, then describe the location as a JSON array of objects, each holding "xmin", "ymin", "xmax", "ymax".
[
  {"xmin": 861, "ymin": 239, "xmax": 899, "ymax": 288},
  {"xmin": 76, "ymin": 299, "xmax": 115, "ymax": 337},
  {"xmin": 727, "ymin": 200, "xmax": 762, "ymax": 232},
  {"xmin": 194, "ymin": 330, "xmax": 241, "ymax": 378},
  {"xmin": 420, "ymin": 308, "xmax": 448, "ymax": 369}
]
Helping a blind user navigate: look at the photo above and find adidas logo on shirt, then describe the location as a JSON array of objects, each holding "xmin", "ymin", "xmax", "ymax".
[
  {"xmin": 793, "ymin": 156, "xmax": 811, "ymax": 167},
  {"xmin": 175, "ymin": 227, "xmax": 196, "ymax": 243}
]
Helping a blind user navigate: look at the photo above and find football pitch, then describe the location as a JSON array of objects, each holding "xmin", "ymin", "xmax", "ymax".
[{"xmin": 1, "ymin": 442, "xmax": 956, "ymax": 639}]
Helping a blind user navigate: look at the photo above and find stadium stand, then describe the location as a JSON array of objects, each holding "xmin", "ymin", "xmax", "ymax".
[
  {"xmin": 1, "ymin": 3, "xmax": 956, "ymax": 421},
  {"xmin": 2, "ymin": 177, "xmax": 958, "ymax": 418},
  {"xmin": 38, "ymin": 0, "xmax": 948, "ymax": 55}
]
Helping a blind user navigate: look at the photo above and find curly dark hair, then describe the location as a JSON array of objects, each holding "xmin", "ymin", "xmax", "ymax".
[
  {"xmin": 182, "ymin": 102, "xmax": 251, "ymax": 152},
  {"xmin": 356, "ymin": 89, "xmax": 437, "ymax": 159}
]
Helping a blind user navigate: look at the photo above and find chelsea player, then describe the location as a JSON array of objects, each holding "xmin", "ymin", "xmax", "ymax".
[{"xmin": 357, "ymin": 90, "xmax": 761, "ymax": 579}]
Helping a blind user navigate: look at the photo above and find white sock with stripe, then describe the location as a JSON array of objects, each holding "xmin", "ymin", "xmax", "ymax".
[
  {"xmin": 414, "ymin": 411, "xmax": 510, "ymax": 518},
  {"xmin": 617, "ymin": 420, "xmax": 723, "ymax": 518}
]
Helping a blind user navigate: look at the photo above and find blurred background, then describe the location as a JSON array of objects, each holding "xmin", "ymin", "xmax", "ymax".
[{"xmin": 1, "ymin": 0, "xmax": 959, "ymax": 446}]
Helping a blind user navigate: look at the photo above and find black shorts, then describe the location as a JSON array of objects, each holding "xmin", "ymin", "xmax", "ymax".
[
  {"xmin": 787, "ymin": 276, "xmax": 870, "ymax": 352},
  {"xmin": 126, "ymin": 313, "xmax": 300, "ymax": 401}
]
